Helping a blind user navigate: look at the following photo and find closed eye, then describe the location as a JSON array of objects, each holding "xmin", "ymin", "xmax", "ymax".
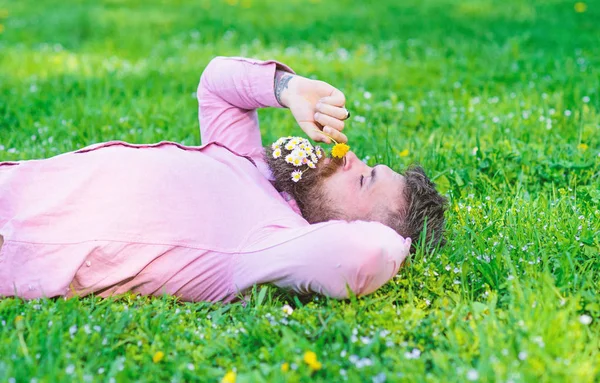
[{"xmin": 360, "ymin": 175, "xmax": 364, "ymax": 186}]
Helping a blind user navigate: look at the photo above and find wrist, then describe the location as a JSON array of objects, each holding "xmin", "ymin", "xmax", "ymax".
[{"xmin": 274, "ymin": 70, "xmax": 294, "ymax": 107}]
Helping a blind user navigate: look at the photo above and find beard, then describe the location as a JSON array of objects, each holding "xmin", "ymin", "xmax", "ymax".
[{"xmin": 264, "ymin": 146, "xmax": 345, "ymax": 223}]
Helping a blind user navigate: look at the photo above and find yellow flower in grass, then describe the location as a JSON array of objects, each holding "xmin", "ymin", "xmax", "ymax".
[
  {"xmin": 291, "ymin": 170, "xmax": 303, "ymax": 183},
  {"xmin": 281, "ymin": 362, "xmax": 290, "ymax": 372},
  {"xmin": 574, "ymin": 2, "xmax": 587, "ymax": 12},
  {"xmin": 331, "ymin": 143, "xmax": 350, "ymax": 158},
  {"xmin": 578, "ymin": 143, "xmax": 588, "ymax": 151},
  {"xmin": 152, "ymin": 351, "xmax": 165, "ymax": 363},
  {"xmin": 303, "ymin": 351, "xmax": 322, "ymax": 371},
  {"xmin": 399, "ymin": 149, "xmax": 410, "ymax": 157},
  {"xmin": 221, "ymin": 371, "xmax": 236, "ymax": 383},
  {"xmin": 272, "ymin": 148, "xmax": 282, "ymax": 158}
]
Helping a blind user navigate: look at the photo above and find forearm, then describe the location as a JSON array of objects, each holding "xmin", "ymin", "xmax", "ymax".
[
  {"xmin": 274, "ymin": 70, "xmax": 295, "ymax": 108},
  {"xmin": 199, "ymin": 57, "xmax": 295, "ymax": 111}
]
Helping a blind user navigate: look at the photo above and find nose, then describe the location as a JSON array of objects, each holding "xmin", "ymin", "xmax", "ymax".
[{"xmin": 343, "ymin": 151, "xmax": 370, "ymax": 172}]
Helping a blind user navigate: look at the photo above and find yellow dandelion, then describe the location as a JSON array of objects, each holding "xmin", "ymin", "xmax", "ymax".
[
  {"xmin": 303, "ymin": 351, "xmax": 317, "ymax": 365},
  {"xmin": 303, "ymin": 351, "xmax": 322, "ymax": 371},
  {"xmin": 291, "ymin": 170, "xmax": 303, "ymax": 182},
  {"xmin": 399, "ymin": 149, "xmax": 410, "ymax": 157},
  {"xmin": 331, "ymin": 143, "xmax": 350, "ymax": 158},
  {"xmin": 221, "ymin": 371, "xmax": 236, "ymax": 383},
  {"xmin": 281, "ymin": 362, "xmax": 290, "ymax": 372},
  {"xmin": 574, "ymin": 2, "xmax": 587, "ymax": 12},
  {"xmin": 578, "ymin": 143, "xmax": 588, "ymax": 151},
  {"xmin": 273, "ymin": 148, "xmax": 282, "ymax": 158},
  {"xmin": 15, "ymin": 315, "xmax": 24, "ymax": 323},
  {"xmin": 152, "ymin": 351, "xmax": 165, "ymax": 363},
  {"xmin": 285, "ymin": 154, "xmax": 294, "ymax": 164}
]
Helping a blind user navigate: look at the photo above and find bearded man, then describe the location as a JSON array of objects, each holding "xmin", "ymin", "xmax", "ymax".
[{"xmin": 0, "ymin": 56, "xmax": 447, "ymax": 302}]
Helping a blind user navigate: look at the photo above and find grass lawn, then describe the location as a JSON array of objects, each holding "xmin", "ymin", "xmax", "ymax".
[{"xmin": 1, "ymin": 0, "xmax": 599, "ymax": 381}]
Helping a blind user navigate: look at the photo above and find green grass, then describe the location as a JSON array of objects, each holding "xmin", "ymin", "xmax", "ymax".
[{"xmin": 1, "ymin": 0, "xmax": 599, "ymax": 381}]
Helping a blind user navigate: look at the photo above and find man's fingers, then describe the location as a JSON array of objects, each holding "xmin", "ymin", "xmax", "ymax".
[
  {"xmin": 314, "ymin": 112, "xmax": 344, "ymax": 132},
  {"xmin": 299, "ymin": 122, "xmax": 331, "ymax": 144},
  {"xmin": 319, "ymin": 87, "xmax": 346, "ymax": 107},
  {"xmin": 316, "ymin": 103, "xmax": 349, "ymax": 120},
  {"xmin": 322, "ymin": 126, "xmax": 348, "ymax": 144}
]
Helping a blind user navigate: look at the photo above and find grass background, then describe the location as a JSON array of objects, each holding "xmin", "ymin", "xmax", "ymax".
[{"xmin": 1, "ymin": 0, "xmax": 599, "ymax": 381}]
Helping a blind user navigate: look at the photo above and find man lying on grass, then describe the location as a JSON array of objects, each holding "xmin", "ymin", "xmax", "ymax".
[{"xmin": 0, "ymin": 56, "xmax": 447, "ymax": 302}]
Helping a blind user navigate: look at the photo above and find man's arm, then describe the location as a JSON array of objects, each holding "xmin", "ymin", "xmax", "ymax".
[
  {"xmin": 233, "ymin": 221, "xmax": 411, "ymax": 299},
  {"xmin": 197, "ymin": 56, "xmax": 350, "ymax": 162},
  {"xmin": 197, "ymin": 56, "xmax": 293, "ymax": 162}
]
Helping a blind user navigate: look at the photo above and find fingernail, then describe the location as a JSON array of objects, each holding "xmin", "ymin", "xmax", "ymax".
[{"xmin": 314, "ymin": 112, "xmax": 320, "ymax": 119}]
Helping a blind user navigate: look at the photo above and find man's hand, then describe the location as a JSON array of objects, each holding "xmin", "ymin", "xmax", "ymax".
[{"xmin": 275, "ymin": 70, "xmax": 349, "ymax": 144}]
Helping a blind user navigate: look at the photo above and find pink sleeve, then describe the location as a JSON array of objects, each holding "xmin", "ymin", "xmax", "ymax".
[
  {"xmin": 197, "ymin": 56, "xmax": 295, "ymax": 165},
  {"xmin": 233, "ymin": 221, "xmax": 412, "ymax": 299}
]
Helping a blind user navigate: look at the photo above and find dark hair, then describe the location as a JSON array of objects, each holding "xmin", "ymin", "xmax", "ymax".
[{"xmin": 387, "ymin": 165, "xmax": 448, "ymax": 253}]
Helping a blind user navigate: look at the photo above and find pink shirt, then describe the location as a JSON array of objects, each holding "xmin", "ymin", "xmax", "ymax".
[{"xmin": 0, "ymin": 57, "xmax": 411, "ymax": 302}]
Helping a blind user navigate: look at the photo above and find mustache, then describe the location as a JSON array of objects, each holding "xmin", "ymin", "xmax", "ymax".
[{"xmin": 317, "ymin": 157, "xmax": 344, "ymax": 179}]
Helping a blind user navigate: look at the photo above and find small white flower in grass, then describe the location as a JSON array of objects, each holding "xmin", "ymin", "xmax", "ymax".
[
  {"xmin": 282, "ymin": 304, "xmax": 294, "ymax": 316},
  {"xmin": 518, "ymin": 351, "xmax": 527, "ymax": 360},
  {"xmin": 404, "ymin": 348, "xmax": 421, "ymax": 359},
  {"xmin": 291, "ymin": 171, "xmax": 303, "ymax": 183},
  {"xmin": 364, "ymin": 91, "xmax": 372, "ymax": 99},
  {"xmin": 564, "ymin": 110, "xmax": 572, "ymax": 117},
  {"xmin": 579, "ymin": 314, "xmax": 592, "ymax": 325},
  {"xmin": 582, "ymin": 96, "xmax": 590, "ymax": 103},
  {"xmin": 187, "ymin": 363, "xmax": 195, "ymax": 371},
  {"xmin": 373, "ymin": 372, "xmax": 387, "ymax": 383},
  {"xmin": 466, "ymin": 369, "xmax": 479, "ymax": 381},
  {"xmin": 69, "ymin": 325, "xmax": 77, "ymax": 336},
  {"xmin": 66, "ymin": 364, "xmax": 75, "ymax": 375},
  {"xmin": 272, "ymin": 148, "xmax": 282, "ymax": 159}
]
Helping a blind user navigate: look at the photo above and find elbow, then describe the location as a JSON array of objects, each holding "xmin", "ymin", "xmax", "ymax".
[
  {"xmin": 198, "ymin": 56, "xmax": 226, "ymax": 98},
  {"xmin": 347, "ymin": 245, "xmax": 396, "ymax": 298}
]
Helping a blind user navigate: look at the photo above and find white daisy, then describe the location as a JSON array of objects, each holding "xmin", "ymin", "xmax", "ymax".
[
  {"xmin": 291, "ymin": 170, "xmax": 303, "ymax": 182},
  {"xmin": 272, "ymin": 148, "xmax": 282, "ymax": 158}
]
